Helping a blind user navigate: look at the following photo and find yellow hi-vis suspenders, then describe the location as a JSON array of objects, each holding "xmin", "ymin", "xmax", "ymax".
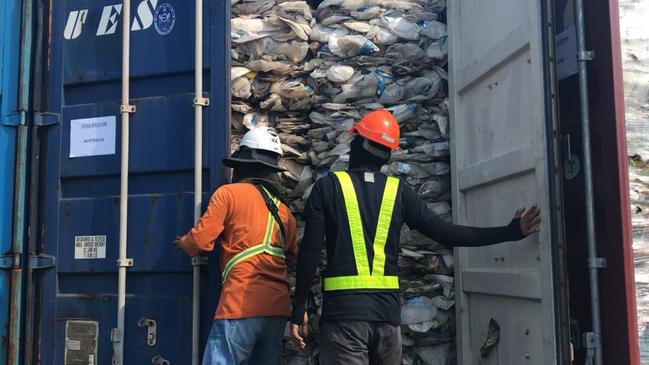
[
  {"xmin": 221, "ymin": 189, "xmax": 286, "ymax": 283},
  {"xmin": 323, "ymin": 171, "xmax": 400, "ymax": 291}
]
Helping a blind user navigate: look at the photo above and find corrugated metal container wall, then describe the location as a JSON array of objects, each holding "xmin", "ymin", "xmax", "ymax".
[
  {"xmin": 28, "ymin": 1, "xmax": 229, "ymax": 363},
  {"xmin": 1, "ymin": 0, "xmax": 22, "ymax": 363}
]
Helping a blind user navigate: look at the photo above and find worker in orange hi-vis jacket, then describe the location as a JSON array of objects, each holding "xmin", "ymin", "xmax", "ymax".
[{"xmin": 175, "ymin": 127, "xmax": 302, "ymax": 365}]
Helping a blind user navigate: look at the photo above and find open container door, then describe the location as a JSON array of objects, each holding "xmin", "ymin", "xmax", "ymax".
[{"xmin": 449, "ymin": 0, "xmax": 564, "ymax": 363}]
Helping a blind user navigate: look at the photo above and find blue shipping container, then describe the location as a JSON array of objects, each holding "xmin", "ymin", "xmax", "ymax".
[
  {"xmin": 1, "ymin": 0, "xmax": 23, "ymax": 364},
  {"xmin": 27, "ymin": 0, "xmax": 229, "ymax": 363}
]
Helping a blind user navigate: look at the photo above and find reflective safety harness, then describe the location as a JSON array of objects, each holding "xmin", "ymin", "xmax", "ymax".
[
  {"xmin": 221, "ymin": 188, "xmax": 286, "ymax": 282},
  {"xmin": 323, "ymin": 171, "xmax": 400, "ymax": 291}
]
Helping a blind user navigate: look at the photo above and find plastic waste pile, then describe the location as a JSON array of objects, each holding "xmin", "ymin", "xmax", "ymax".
[{"xmin": 230, "ymin": 0, "xmax": 452, "ymax": 363}]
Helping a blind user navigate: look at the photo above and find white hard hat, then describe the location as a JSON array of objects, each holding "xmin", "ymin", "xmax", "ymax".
[
  {"xmin": 239, "ymin": 127, "xmax": 283, "ymax": 156},
  {"xmin": 223, "ymin": 127, "xmax": 285, "ymax": 171}
]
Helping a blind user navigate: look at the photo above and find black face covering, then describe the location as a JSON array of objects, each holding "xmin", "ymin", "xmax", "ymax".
[
  {"xmin": 231, "ymin": 165, "xmax": 279, "ymax": 183},
  {"xmin": 349, "ymin": 136, "xmax": 390, "ymax": 170}
]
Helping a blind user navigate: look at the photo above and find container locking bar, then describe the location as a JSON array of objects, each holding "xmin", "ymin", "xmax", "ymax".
[{"xmin": 574, "ymin": 0, "xmax": 604, "ymax": 362}]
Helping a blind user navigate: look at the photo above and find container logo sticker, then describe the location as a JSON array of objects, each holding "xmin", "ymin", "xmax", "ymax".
[
  {"xmin": 154, "ymin": 3, "xmax": 176, "ymax": 36},
  {"xmin": 74, "ymin": 236, "xmax": 107, "ymax": 259}
]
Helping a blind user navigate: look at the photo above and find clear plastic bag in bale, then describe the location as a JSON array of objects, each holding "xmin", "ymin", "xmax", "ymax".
[{"xmin": 327, "ymin": 35, "xmax": 380, "ymax": 58}]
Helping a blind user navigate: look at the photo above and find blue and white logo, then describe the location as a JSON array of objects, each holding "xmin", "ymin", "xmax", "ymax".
[{"xmin": 154, "ymin": 3, "xmax": 175, "ymax": 36}]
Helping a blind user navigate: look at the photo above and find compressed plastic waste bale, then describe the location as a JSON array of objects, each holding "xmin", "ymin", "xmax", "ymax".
[{"xmin": 229, "ymin": 1, "xmax": 454, "ymax": 363}]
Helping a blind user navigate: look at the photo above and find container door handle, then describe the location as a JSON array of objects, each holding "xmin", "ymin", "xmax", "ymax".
[{"xmin": 137, "ymin": 318, "xmax": 157, "ymax": 347}]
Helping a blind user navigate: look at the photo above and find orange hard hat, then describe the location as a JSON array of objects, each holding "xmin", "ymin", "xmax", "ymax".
[{"xmin": 349, "ymin": 110, "xmax": 400, "ymax": 150}]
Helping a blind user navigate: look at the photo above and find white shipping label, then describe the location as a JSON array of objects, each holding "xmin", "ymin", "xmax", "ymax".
[
  {"xmin": 69, "ymin": 116, "xmax": 116, "ymax": 158},
  {"xmin": 66, "ymin": 339, "xmax": 81, "ymax": 351},
  {"xmin": 74, "ymin": 235, "xmax": 107, "ymax": 259}
]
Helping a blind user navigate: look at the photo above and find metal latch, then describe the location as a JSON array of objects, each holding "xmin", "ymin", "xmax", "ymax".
[
  {"xmin": 117, "ymin": 258, "xmax": 134, "ymax": 267},
  {"xmin": 152, "ymin": 355, "xmax": 170, "ymax": 365},
  {"xmin": 588, "ymin": 257, "xmax": 607, "ymax": 269},
  {"xmin": 561, "ymin": 134, "xmax": 580, "ymax": 180},
  {"xmin": 120, "ymin": 105, "xmax": 136, "ymax": 114},
  {"xmin": 111, "ymin": 328, "xmax": 121, "ymax": 343},
  {"xmin": 193, "ymin": 97, "xmax": 210, "ymax": 107},
  {"xmin": 138, "ymin": 318, "xmax": 157, "ymax": 346},
  {"xmin": 578, "ymin": 50, "xmax": 595, "ymax": 62},
  {"xmin": 191, "ymin": 256, "xmax": 208, "ymax": 266}
]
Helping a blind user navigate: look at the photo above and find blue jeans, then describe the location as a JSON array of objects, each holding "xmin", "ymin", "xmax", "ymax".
[{"xmin": 202, "ymin": 317, "xmax": 287, "ymax": 365}]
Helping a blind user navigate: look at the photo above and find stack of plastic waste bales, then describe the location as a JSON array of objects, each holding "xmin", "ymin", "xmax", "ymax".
[{"xmin": 230, "ymin": 0, "xmax": 453, "ymax": 364}]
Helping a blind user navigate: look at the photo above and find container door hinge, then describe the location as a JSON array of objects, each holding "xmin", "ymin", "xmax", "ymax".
[
  {"xmin": 152, "ymin": 355, "xmax": 170, "ymax": 365},
  {"xmin": 33, "ymin": 112, "xmax": 60, "ymax": 126},
  {"xmin": 1, "ymin": 112, "xmax": 21, "ymax": 126},
  {"xmin": 0, "ymin": 253, "xmax": 56, "ymax": 270},
  {"xmin": 583, "ymin": 332, "xmax": 597, "ymax": 365},
  {"xmin": 138, "ymin": 317, "xmax": 157, "ymax": 346},
  {"xmin": 28, "ymin": 254, "xmax": 56, "ymax": 269},
  {"xmin": 0, "ymin": 253, "xmax": 21, "ymax": 269}
]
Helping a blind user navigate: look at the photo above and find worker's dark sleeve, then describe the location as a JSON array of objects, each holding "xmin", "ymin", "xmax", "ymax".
[
  {"xmin": 402, "ymin": 184, "xmax": 525, "ymax": 247},
  {"xmin": 291, "ymin": 181, "xmax": 326, "ymax": 325}
]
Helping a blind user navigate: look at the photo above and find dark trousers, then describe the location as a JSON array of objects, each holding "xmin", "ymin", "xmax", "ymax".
[{"xmin": 319, "ymin": 321, "xmax": 402, "ymax": 365}]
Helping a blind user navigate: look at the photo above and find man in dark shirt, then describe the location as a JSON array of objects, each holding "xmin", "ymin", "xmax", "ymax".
[{"xmin": 289, "ymin": 110, "xmax": 541, "ymax": 365}]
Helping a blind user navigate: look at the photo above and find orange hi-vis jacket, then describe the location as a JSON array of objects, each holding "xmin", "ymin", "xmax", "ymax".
[{"xmin": 179, "ymin": 183, "xmax": 297, "ymax": 319}]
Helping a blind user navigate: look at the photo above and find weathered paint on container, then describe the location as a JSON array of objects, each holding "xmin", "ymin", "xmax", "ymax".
[{"xmin": 0, "ymin": 0, "xmax": 23, "ymax": 364}]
